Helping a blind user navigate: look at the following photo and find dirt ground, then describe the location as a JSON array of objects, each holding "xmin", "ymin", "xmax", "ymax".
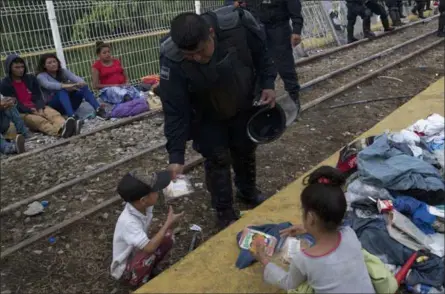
[{"xmin": 1, "ymin": 42, "xmax": 443, "ymax": 294}]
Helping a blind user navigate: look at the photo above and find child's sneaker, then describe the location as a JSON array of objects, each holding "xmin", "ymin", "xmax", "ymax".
[
  {"xmin": 96, "ymin": 107, "xmax": 109, "ymax": 120},
  {"xmin": 75, "ymin": 119, "xmax": 83, "ymax": 136},
  {"xmin": 61, "ymin": 117, "xmax": 76, "ymax": 138},
  {"xmin": 14, "ymin": 134, "xmax": 26, "ymax": 154}
]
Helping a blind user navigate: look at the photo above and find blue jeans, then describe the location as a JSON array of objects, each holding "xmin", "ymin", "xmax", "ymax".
[
  {"xmin": 0, "ymin": 134, "xmax": 16, "ymax": 154},
  {"xmin": 0, "ymin": 106, "xmax": 29, "ymax": 137},
  {"xmin": 0, "ymin": 106, "xmax": 28, "ymax": 154},
  {"xmin": 48, "ymin": 85, "xmax": 100, "ymax": 117}
]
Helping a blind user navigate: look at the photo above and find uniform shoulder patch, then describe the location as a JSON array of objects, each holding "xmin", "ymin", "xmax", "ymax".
[{"xmin": 160, "ymin": 66, "xmax": 170, "ymax": 81}]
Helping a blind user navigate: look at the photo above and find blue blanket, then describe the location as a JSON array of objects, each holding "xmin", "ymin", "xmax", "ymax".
[{"xmin": 358, "ymin": 134, "xmax": 444, "ymax": 192}]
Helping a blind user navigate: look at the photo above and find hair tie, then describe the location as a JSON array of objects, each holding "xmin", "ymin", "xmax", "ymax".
[{"xmin": 318, "ymin": 177, "xmax": 331, "ymax": 184}]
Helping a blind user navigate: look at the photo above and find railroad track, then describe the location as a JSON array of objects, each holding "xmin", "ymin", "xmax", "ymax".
[
  {"xmin": 1, "ymin": 20, "xmax": 443, "ymax": 259},
  {"xmin": 0, "ymin": 17, "xmax": 439, "ymax": 206}
]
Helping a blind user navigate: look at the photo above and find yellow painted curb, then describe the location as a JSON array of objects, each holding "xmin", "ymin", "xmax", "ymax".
[{"xmin": 135, "ymin": 77, "xmax": 444, "ymax": 294}]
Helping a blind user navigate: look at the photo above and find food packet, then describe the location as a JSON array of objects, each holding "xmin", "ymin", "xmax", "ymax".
[
  {"xmin": 163, "ymin": 175, "xmax": 194, "ymax": 202},
  {"xmin": 278, "ymin": 235, "xmax": 314, "ymax": 264},
  {"xmin": 239, "ymin": 228, "xmax": 278, "ymax": 256}
]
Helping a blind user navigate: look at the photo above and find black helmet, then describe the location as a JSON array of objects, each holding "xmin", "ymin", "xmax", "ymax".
[{"xmin": 247, "ymin": 104, "xmax": 286, "ymax": 144}]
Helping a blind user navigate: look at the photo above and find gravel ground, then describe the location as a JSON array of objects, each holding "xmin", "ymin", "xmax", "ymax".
[
  {"xmin": 0, "ymin": 20, "xmax": 439, "ymax": 205},
  {"xmin": 0, "ymin": 39, "xmax": 443, "ymax": 294},
  {"xmin": 0, "ymin": 115, "xmax": 165, "ymax": 205},
  {"xmin": 0, "ymin": 144, "xmax": 201, "ymax": 249},
  {"xmin": 297, "ymin": 19, "xmax": 438, "ymax": 83}
]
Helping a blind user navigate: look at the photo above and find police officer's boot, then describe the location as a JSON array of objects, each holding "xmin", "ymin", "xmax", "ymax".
[
  {"xmin": 382, "ymin": 17, "xmax": 395, "ymax": 31},
  {"xmin": 216, "ymin": 209, "xmax": 240, "ymax": 229},
  {"xmin": 231, "ymin": 148, "xmax": 267, "ymax": 207},
  {"xmin": 438, "ymin": 12, "xmax": 445, "ymax": 37},
  {"xmin": 416, "ymin": 2, "xmax": 426, "ymax": 18},
  {"xmin": 390, "ymin": 10, "xmax": 403, "ymax": 26},
  {"xmin": 347, "ymin": 21, "xmax": 359, "ymax": 43},
  {"xmin": 204, "ymin": 152, "xmax": 240, "ymax": 229},
  {"xmin": 363, "ymin": 18, "xmax": 376, "ymax": 39}
]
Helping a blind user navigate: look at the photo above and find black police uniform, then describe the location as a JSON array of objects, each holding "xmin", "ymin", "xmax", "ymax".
[
  {"xmin": 225, "ymin": 0, "xmax": 303, "ymax": 105},
  {"xmin": 439, "ymin": 0, "xmax": 445, "ymax": 36},
  {"xmin": 386, "ymin": 0, "xmax": 403, "ymax": 25},
  {"xmin": 411, "ymin": 0, "xmax": 426, "ymax": 18},
  {"xmin": 159, "ymin": 6, "xmax": 276, "ymax": 227},
  {"xmin": 346, "ymin": 0, "xmax": 392, "ymax": 43}
]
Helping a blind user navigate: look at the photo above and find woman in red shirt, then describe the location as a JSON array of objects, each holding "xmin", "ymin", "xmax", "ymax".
[{"xmin": 91, "ymin": 41, "xmax": 144, "ymax": 104}]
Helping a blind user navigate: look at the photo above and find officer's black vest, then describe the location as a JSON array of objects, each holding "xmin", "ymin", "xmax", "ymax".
[
  {"xmin": 345, "ymin": 0, "xmax": 367, "ymax": 4},
  {"xmin": 241, "ymin": 0, "xmax": 288, "ymax": 25},
  {"xmin": 161, "ymin": 6, "xmax": 256, "ymax": 121}
]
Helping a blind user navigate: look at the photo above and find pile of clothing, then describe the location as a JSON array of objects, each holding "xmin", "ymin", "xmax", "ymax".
[{"xmin": 338, "ymin": 113, "xmax": 445, "ymax": 294}]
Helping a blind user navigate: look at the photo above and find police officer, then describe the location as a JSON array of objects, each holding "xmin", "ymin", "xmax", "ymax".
[
  {"xmin": 346, "ymin": 0, "xmax": 394, "ymax": 43},
  {"xmin": 411, "ymin": 0, "xmax": 426, "ymax": 18},
  {"xmin": 225, "ymin": 0, "xmax": 304, "ymax": 115},
  {"xmin": 386, "ymin": 0, "xmax": 403, "ymax": 25},
  {"xmin": 159, "ymin": 7, "xmax": 277, "ymax": 228},
  {"xmin": 438, "ymin": 0, "xmax": 445, "ymax": 37}
]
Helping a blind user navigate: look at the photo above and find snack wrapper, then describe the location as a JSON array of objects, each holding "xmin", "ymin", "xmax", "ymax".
[
  {"xmin": 238, "ymin": 228, "xmax": 277, "ymax": 256},
  {"xmin": 163, "ymin": 175, "xmax": 194, "ymax": 201}
]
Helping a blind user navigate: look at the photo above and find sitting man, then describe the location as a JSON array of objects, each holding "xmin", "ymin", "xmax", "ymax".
[
  {"xmin": 1, "ymin": 55, "xmax": 75, "ymax": 138},
  {"xmin": 0, "ymin": 96, "xmax": 29, "ymax": 154}
]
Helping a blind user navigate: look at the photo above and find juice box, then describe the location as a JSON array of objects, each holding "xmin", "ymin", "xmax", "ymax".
[{"xmin": 238, "ymin": 228, "xmax": 278, "ymax": 256}]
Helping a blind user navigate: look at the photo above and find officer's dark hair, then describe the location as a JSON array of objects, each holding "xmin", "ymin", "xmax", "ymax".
[
  {"xmin": 95, "ymin": 41, "xmax": 111, "ymax": 55},
  {"xmin": 301, "ymin": 166, "xmax": 347, "ymax": 232},
  {"xmin": 170, "ymin": 12, "xmax": 210, "ymax": 51}
]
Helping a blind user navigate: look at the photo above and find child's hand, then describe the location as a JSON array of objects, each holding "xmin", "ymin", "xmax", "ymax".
[
  {"xmin": 165, "ymin": 205, "xmax": 184, "ymax": 228},
  {"xmin": 280, "ymin": 224, "xmax": 306, "ymax": 238},
  {"xmin": 250, "ymin": 238, "xmax": 269, "ymax": 266}
]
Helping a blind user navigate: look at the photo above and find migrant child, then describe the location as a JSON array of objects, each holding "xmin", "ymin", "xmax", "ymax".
[
  {"xmin": 111, "ymin": 169, "xmax": 183, "ymax": 287},
  {"xmin": 92, "ymin": 41, "xmax": 143, "ymax": 104},
  {"xmin": 252, "ymin": 166, "xmax": 375, "ymax": 293},
  {"xmin": 36, "ymin": 53, "xmax": 108, "ymax": 128},
  {"xmin": 0, "ymin": 96, "xmax": 27, "ymax": 154},
  {"xmin": 0, "ymin": 55, "xmax": 75, "ymax": 138}
]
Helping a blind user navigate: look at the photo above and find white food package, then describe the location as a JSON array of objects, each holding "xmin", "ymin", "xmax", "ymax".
[
  {"xmin": 163, "ymin": 175, "xmax": 194, "ymax": 201},
  {"xmin": 280, "ymin": 237, "xmax": 301, "ymax": 264}
]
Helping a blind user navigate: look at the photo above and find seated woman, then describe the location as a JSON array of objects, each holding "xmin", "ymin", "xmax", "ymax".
[
  {"xmin": 92, "ymin": 41, "xmax": 144, "ymax": 104},
  {"xmin": 36, "ymin": 53, "xmax": 108, "ymax": 126},
  {"xmin": 1, "ymin": 54, "xmax": 75, "ymax": 139}
]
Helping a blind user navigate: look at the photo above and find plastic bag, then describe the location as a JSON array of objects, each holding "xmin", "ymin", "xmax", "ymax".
[
  {"xmin": 345, "ymin": 179, "xmax": 393, "ymax": 209},
  {"xmin": 279, "ymin": 237, "xmax": 301, "ymax": 264},
  {"xmin": 163, "ymin": 175, "xmax": 194, "ymax": 201}
]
